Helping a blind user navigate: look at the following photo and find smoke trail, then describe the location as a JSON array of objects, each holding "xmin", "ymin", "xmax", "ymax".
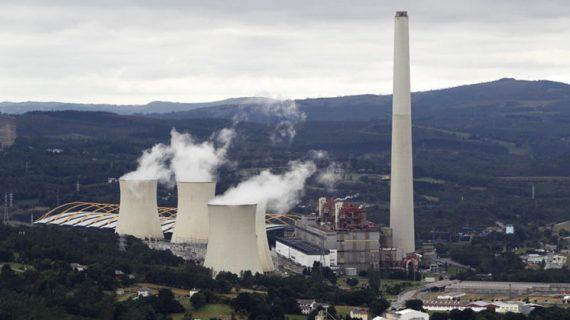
[
  {"xmin": 121, "ymin": 143, "xmax": 172, "ymax": 184},
  {"xmin": 211, "ymin": 160, "xmax": 316, "ymax": 213},
  {"xmin": 170, "ymin": 128, "xmax": 235, "ymax": 182},
  {"xmin": 316, "ymin": 162, "xmax": 344, "ymax": 191},
  {"xmin": 235, "ymin": 98, "xmax": 306, "ymax": 143}
]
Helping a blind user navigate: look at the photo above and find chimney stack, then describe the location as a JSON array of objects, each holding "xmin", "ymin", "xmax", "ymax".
[{"xmin": 389, "ymin": 11, "xmax": 415, "ymax": 256}]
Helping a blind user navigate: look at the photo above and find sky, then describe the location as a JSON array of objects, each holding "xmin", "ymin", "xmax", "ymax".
[{"xmin": 0, "ymin": 0, "xmax": 568, "ymax": 104}]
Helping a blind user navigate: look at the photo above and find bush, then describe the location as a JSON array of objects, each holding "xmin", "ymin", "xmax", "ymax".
[
  {"xmin": 191, "ymin": 292, "xmax": 207, "ymax": 310},
  {"xmin": 346, "ymin": 277, "xmax": 359, "ymax": 287}
]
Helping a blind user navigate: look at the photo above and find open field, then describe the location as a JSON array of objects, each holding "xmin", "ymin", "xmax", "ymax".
[{"xmin": 172, "ymin": 303, "xmax": 236, "ymax": 320}]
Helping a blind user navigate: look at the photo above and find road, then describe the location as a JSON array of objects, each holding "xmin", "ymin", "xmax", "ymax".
[{"xmin": 391, "ymin": 279, "xmax": 459, "ymax": 310}]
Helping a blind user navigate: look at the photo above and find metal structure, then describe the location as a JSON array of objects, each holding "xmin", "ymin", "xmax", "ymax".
[
  {"xmin": 204, "ymin": 204, "xmax": 264, "ymax": 275},
  {"xmin": 390, "ymin": 11, "xmax": 415, "ymax": 257},
  {"xmin": 36, "ymin": 201, "xmax": 299, "ymax": 232},
  {"xmin": 116, "ymin": 179, "xmax": 164, "ymax": 239},
  {"xmin": 171, "ymin": 181, "xmax": 216, "ymax": 244}
]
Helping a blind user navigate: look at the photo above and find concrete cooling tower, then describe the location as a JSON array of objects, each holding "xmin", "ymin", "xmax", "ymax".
[
  {"xmin": 116, "ymin": 179, "xmax": 164, "ymax": 240},
  {"xmin": 256, "ymin": 202, "xmax": 275, "ymax": 272},
  {"xmin": 171, "ymin": 181, "xmax": 216, "ymax": 244},
  {"xmin": 389, "ymin": 11, "xmax": 415, "ymax": 257},
  {"xmin": 204, "ymin": 204, "xmax": 264, "ymax": 275}
]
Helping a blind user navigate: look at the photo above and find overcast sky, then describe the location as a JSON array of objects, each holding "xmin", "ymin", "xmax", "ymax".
[{"xmin": 0, "ymin": 0, "xmax": 568, "ymax": 104}]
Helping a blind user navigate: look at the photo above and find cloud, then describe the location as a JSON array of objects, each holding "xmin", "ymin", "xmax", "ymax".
[{"xmin": 0, "ymin": 0, "xmax": 568, "ymax": 103}]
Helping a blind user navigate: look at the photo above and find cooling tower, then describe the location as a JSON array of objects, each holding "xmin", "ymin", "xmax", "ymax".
[
  {"xmin": 389, "ymin": 11, "xmax": 415, "ymax": 256},
  {"xmin": 116, "ymin": 179, "xmax": 164, "ymax": 239},
  {"xmin": 256, "ymin": 202, "xmax": 275, "ymax": 272},
  {"xmin": 171, "ymin": 181, "xmax": 216, "ymax": 244},
  {"xmin": 204, "ymin": 204, "xmax": 264, "ymax": 275}
]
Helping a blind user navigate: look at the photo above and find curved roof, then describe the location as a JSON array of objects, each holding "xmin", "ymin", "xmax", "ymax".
[{"xmin": 35, "ymin": 201, "xmax": 300, "ymax": 233}]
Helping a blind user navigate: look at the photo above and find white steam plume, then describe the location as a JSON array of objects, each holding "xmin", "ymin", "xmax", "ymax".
[
  {"xmin": 121, "ymin": 127, "xmax": 235, "ymax": 185},
  {"xmin": 170, "ymin": 128, "xmax": 235, "ymax": 182},
  {"xmin": 316, "ymin": 162, "xmax": 344, "ymax": 191},
  {"xmin": 121, "ymin": 144, "xmax": 172, "ymax": 184},
  {"xmin": 211, "ymin": 161, "xmax": 316, "ymax": 213},
  {"xmin": 236, "ymin": 98, "xmax": 306, "ymax": 143}
]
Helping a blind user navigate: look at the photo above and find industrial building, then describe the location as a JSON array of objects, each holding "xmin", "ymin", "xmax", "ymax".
[
  {"xmin": 446, "ymin": 281, "xmax": 570, "ymax": 295},
  {"xmin": 275, "ymin": 237, "xmax": 336, "ymax": 268},
  {"xmin": 116, "ymin": 179, "xmax": 164, "ymax": 239},
  {"xmin": 290, "ymin": 198, "xmax": 382, "ymax": 272},
  {"xmin": 171, "ymin": 181, "xmax": 215, "ymax": 244},
  {"xmin": 203, "ymin": 204, "xmax": 265, "ymax": 275}
]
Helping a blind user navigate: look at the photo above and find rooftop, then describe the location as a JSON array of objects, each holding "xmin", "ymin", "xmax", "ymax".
[{"xmin": 276, "ymin": 237, "xmax": 330, "ymax": 256}]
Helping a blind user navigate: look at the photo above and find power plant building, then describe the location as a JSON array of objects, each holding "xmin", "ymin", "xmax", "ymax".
[
  {"xmin": 275, "ymin": 237, "xmax": 336, "ymax": 268},
  {"xmin": 203, "ymin": 204, "xmax": 265, "ymax": 275},
  {"xmin": 171, "ymin": 181, "xmax": 215, "ymax": 244},
  {"xmin": 291, "ymin": 198, "xmax": 381, "ymax": 272},
  {"xmin": 389, "ymin": 11, "xmax": 416, "ymax": 257},
  {"xmin": 116, "ymin": 179, "xmax": 164, "ymax": 240}
]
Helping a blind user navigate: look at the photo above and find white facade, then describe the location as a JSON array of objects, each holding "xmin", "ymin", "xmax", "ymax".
[
  {"xmin": 256, "ymin": 202, "xmax": 275, "ymax": 272},
  {"xmin": 495, "ymin": 302, "xmax": 520, "ymax": 314},
  {"xmin": 389, "ymin": 11, "xmax": 415, "ymax": 257},
  {"xmin": 204, "ymin": 204, "xmax": 264, "ymax": 275},
  {"xmin": 275, "ymin": 239, "xmax": 337, "ymax": 268},
  {"xmin": 385, "ymin": 309, "xmax": 429, "ymax": 320},
  {"xmin": 116, "ymin": 179, "xmax": 164, "ymax": 239},
  {"xmin": 171, "ymin": 181, "xmax": 215, "ymax": 244}
]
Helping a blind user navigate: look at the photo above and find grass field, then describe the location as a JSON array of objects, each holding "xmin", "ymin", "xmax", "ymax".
[{"xmin": 171, "ymin": 303, "xmax": 236, "ymax": 320}]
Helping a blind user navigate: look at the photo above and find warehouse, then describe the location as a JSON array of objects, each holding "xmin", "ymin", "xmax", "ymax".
[{"xmin": 275, "ymin": 237, "xmax": 337, "ymax": 268}]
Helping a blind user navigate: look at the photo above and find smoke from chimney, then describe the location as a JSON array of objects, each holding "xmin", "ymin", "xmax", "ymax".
[{"xmin": 211, "ymin": 160, "xmax": 316, "ymax": 213}]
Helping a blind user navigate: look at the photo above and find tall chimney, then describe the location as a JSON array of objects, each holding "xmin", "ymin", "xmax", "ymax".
[{"xmin": 389, "ymin": 11, "xmax": 415, "ymax": 256}]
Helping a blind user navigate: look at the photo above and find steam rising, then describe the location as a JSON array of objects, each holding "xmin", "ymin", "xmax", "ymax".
[
  {"xmin": 121, "ymin": 128, "xmax": 235, "ymax": 184},
  {"xmin": 212, "ymin": 161, "xmax": 316, "ymax": 213},
  {"xmin": 316, "ymin": 162, "xmax": 343, "ymax": 191},
  {"xmin": 236, "ymin": 98, "xmax": 306, "ymax": 143},
  {"xmin": 121, "ymin": 144, "xmax": 171, "ymax": 184},
  {"xmin": 170, "ymin": 128, "xmax": 235, "ymax": 182}
]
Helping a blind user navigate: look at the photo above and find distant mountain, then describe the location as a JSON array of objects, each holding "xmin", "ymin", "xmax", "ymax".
[
  {"xmin": 0, "ymin": 97, "xmax": 278, "ymax": 115},
  {"xmin": 150, "ymin": 78, "xmax": 570, "ymax": 122},
  {"xmin": 3, "ymin": 79, "xmax": 569, "ymax": 120}
]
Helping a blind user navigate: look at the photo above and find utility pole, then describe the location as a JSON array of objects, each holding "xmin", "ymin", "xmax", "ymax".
[{"xmin": 3, "ymin": 192, "xmax": 8, "ymax": 224}]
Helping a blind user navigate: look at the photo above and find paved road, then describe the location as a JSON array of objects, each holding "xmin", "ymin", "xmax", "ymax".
[
  {"xmin": 437, "ymin": 258, "xmax": 476, "ymax": 272},
  {"xmin": 391, "ymin": 279, "xmax": 459, "ymax": 310}
]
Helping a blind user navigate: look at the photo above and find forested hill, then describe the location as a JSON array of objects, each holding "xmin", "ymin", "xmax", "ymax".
[{"xmin": 148, "ymin": 78, "xmax": 570, "ymax": 121}]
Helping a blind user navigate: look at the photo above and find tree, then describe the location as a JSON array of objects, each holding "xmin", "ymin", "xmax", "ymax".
[
  {"xmin": 368, "ymin": 271, "xmax": 381, "ymax": 293},
  {"xmin": 190, "ymin": 292, "xmax": 207, "ymax": 310},
  {"xmin": 369, "ymin": 298, "xmax": 390, "ymax": 316},
  {"xmin": 404, "ymin": 299, "xmax": 423, "ymax": 311},
  {"xmin": 346, "ymin": 278, "xmax": 359, "ymax": 287},
  {"xmin": 431, "ymin": 312, "xmax": 449, "ymax": 320},
  {"xmin": 153, "ymin": 289, "xmax": 184, "ymax": 314}
]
